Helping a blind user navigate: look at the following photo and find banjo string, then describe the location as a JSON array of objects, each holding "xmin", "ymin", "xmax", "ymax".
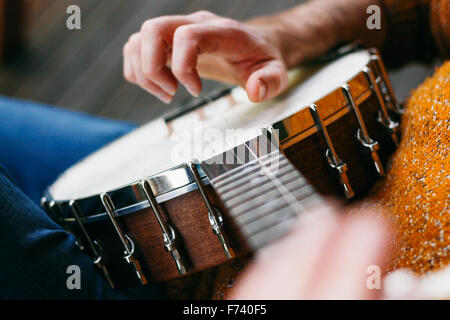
[{"xmin": 221, "ymin": 134, "xmax": 306, "ymax": 217}]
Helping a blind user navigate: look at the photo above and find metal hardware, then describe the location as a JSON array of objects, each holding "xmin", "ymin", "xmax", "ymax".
[
  {"xmin": 363, "ymin": 67, "xmax": 400, "ymax": 147},
  {"xmin": 40, "ymin": 197, "xmax": 49, "ymax": 212},
  {"xmin": 188, "ymin": 162, "xmax": 234, "ymax": 259},
  {"xmin": 43, "ymin": 198, "xmax": 85, "ymax": 250},
  {"xmin": 309, "ymin": 104, "xmax": 355, "ymax": 199},
  {"xmin": 47, "ymin": 199, "xmax": 68, "ymax": 228},
  {"xmin": 100, "ymin": 192, "xmax": 148, "ymax": 285},
  {"xmin": 356, "ymin": 129, "xmax": 384, "ymax": 175},
  {"xmin": 341, "ymin": 84, "xmax": 385, "ymax": 176},
  {"xmin": 141, "ymin": 180, "xmax": 187, "ymax": 274},
  {"xmin": 147, "ymin": 165, "xmax": 197, "ymax": 199},
  {"xmin": 69, "ymin": 200, "xmax": 115, "ymax": 288},
  {"xmin": 164, "ymin": 85, "xmax": 234, "ymax": 123},
  {"xmin": 48, "ymin": 200, "xmax": 56, "ymax": 211},
  {"xmin": 369, "ymin": 49, "xmax": 405, "ymax": 115}
]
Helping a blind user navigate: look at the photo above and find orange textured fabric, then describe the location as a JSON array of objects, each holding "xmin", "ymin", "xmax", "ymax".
[{"xmin": 366, "ymin": 61, "xmax": 449, "ymax": 274}]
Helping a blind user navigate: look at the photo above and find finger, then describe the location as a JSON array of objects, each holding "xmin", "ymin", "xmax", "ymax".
[
  {"xmin": 245, "ymin": 59, "xmax": 288, "ymax": 102},
  {"xmin": 129, "ymin": 35, "xmax": 173, "ymax": 104},
  {"xmin": 172, "ymin": 22, "xmax": 287, "ymax": 101},
  {"xmin": 139, "ymin": 12, "xmax": 218, "ymax": 96},
  {"xmin": 132, "ymin": 55, "xmax": 173, "ymax": 104},
  {"xmin": 171, "ymin": 26, "xmax": 202, "ymax": 96},
  {"xmin": 230, "ymin": 202, "xmax": 340, "ymax": 299},
  {"xmin": 307, "ymin": 212, "xmax": 390, "ymax": 300},
  {"xmin": 171, "ymin": 23, "xmax": 248, "ymax": 97},
  {"xmin": 123, "ymin": 42, "xmax": 136, "ymax": 83},
  {"xmin": 140, "ymin": 17, "xmax": 193, "ymax": 95}
]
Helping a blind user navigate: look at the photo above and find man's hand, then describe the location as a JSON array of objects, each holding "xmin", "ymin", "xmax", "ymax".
[
  {"xmin": 123, "ymin": 1, "xmax": 386, "ymax": 104},
  {"xmin": 123, "ymin": 11, "xmax": 288, "ymax": 104}
]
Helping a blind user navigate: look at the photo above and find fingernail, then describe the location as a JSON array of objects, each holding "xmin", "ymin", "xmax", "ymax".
[
  {"xmin": 258, "ymin": 79, "xmax": 266, "ymax": 101},
  {"xmin": 157, "ymin": 93, "xmax": 173, "ymax": 104},
  {"xmin": 186, "ymin": 85, "xmax": 200, "ymax": 97},
  {"xmin": 161, "ymin": 84, "xmax": 176, "ymax": 96}
]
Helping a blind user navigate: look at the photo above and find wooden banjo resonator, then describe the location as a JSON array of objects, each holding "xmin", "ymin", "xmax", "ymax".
[{"xmin": 42, "ymin": 48, "xmax": 403, "ymax": 288}]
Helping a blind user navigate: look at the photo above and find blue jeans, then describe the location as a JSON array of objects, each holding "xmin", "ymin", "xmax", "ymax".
[{"xmin": 0, "ymin": 96, "xmax": 162, "ymax": 299}]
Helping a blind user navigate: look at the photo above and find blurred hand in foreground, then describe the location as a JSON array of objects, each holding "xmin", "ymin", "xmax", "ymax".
[
  {"xmin": 123, "ymin": 11, "xmax": 287, "ymax": 104},
  {"xmin": 230, "ymin": 203, "xmax": 391, "ymax": 299}
]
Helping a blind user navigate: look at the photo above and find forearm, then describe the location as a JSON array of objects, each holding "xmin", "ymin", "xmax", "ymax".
[
  {"xmin": 380, "ymin": 0, "xmax": 438, "ymax": 67},
  {"xmin": 248, "ymin": 0, "xmax": 387, "ymax": 68}
]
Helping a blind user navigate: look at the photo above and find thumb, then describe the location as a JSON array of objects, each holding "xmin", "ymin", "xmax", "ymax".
[{"xmin": 245, "ymin": 59, "xmax": 288, "ymax": 103}]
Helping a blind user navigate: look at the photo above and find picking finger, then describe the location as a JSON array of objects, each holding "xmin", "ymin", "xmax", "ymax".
[
  {"xmin": 245, "ymin": 59, "xmax": 288, "ymax": 102},
  {"xmin": 140, "ymin": 17, "xmax": 194, "ymax": 94},
  {"xmin": 131, "ymin": 48, "xmax": 173, "ymax": 104}
]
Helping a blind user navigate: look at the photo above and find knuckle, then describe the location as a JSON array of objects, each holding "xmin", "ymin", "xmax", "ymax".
[
  {"xmin": 140, "ymin": 20, "xmax": 154, "ymax": 33},
  {"xmin": 174, "ymin": 25, "xmax": 196, "ymax": 41},
  {"xmin": 141, "ymin": 20, "xmax": 157, "ymax": 33},
  {"xmin": 141, "ymin": 16, "xmax": 171, "ymax": 33},
  {"xmin": 128, "ymin": 33, "xmax": 140, "ymax": 46},
  {"xmin": 272, "ymin": 75, "xmax": 281, "ymax": 91},
  {"xmin": 191, "ymin": 10, "xmax": 215, "ymax": 19},
  {"xmin": 215, "ymin": 18, "xmax": 240, "ymax": 28}
]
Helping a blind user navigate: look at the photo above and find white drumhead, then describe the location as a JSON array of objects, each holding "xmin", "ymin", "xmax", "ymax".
[{"xmin": 49, "ymin": 50, "xmax": 370, "ymax": 201}]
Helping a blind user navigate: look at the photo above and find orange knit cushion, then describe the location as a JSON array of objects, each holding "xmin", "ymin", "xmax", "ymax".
[{"xmin": 367, "ymin": 60, "xmax": 449, "ymax": 274}]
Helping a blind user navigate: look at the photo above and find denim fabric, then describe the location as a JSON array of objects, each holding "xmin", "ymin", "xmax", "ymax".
[
  {"xmin": 0, "ymin": 96, "xmax": 136, "ymax": 205},
  {"xmin": 0, "ymin": 96, "xmax": 162, "ymax": 299}
]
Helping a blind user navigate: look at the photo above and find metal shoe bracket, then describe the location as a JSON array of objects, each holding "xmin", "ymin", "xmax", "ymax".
[
  {"xmin": 141, "ymin": 180, "xmax": 187, "ymax": 275},
  {"xmin": 341, "ymin": 84, "xmax": 385, "ymax": 176},
  {"xmin": 188, "ymin": 161, "xmax": 234, "ymax": 259},
  {"xmin": 41, "ymin": 198, "xmax": 61, "ymax": 225},
  {"xmin": 309, "ymin": 104, "xmax": 355, "ymax": 199},
  {"xmin": 100, "ymin": 193, "xmax": 148, "ymax": 285},
  {"xmin": 42, "ymin": 197, "xmax": 83, "ymax": 252},
  {"xmin": 369, "ymin": 49, "xmax": 405, "ymax": 115},
  {"xmin": 363, "ymin": 67, "xmax": 400, "ymax": 147},
  {"xmin": 69, "ymin": 200, "xmax": 115, "ymax": 288},
  {"xmin": 40, "ymin": 197, "xmax": 49, "ymax": 213}
]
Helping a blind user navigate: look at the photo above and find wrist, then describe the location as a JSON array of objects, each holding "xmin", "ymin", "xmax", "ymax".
[
  {"xmin": 245, "ymin": 22, "xmax": 287, "ymax": 63},
  {"xmin": 246, "ymin": 2, "xmax": 344, "ymax": 69}
]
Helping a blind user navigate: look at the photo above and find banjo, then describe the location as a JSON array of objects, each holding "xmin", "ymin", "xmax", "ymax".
[{"xmin": 41, "ymin": 48, "xmax": 403, "ymax": 289}]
